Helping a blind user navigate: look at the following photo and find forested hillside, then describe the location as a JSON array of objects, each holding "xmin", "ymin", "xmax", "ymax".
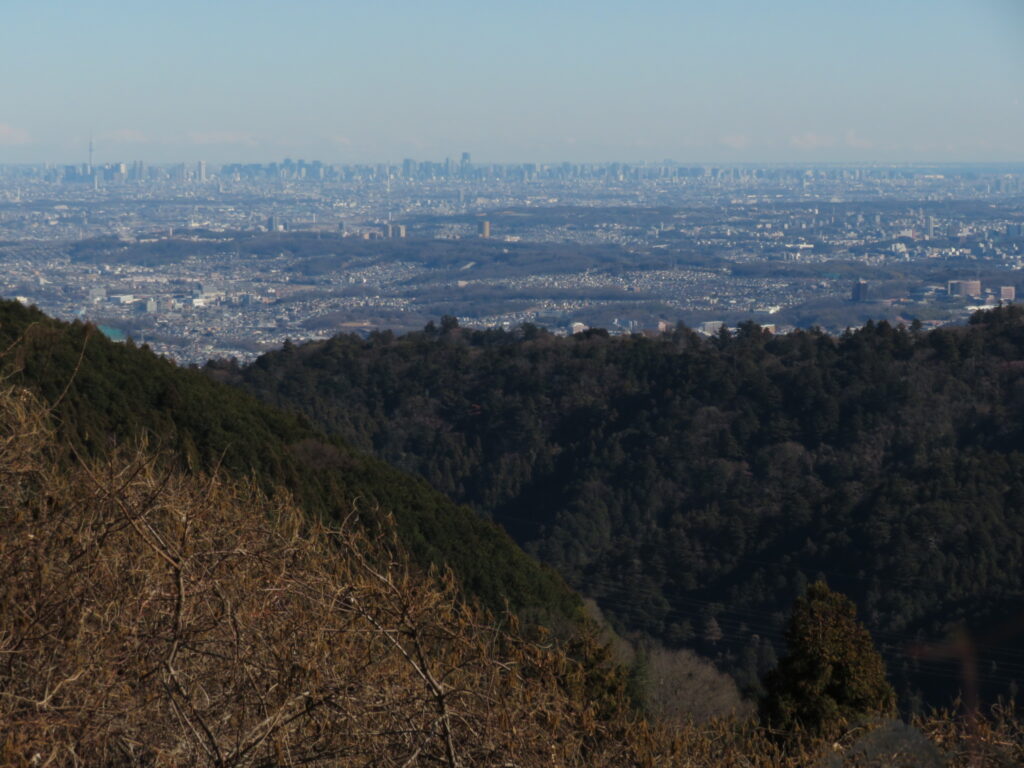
[
  {"xmin": 221, "ymin": 309, "xmax": 1024, "ymax": 706},
  {"xmin": 3, "ymin": 372, "xmax": 1020, "ymax": 766},
  {"xmin": 0, "ymin": 299, "xmax": 576, "ymax": 620},
  {"xmin": 0, "ymin": 384, "xmax": 663, "ymax": 767}
]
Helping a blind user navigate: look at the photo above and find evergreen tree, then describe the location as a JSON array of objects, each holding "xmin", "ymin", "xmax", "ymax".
[{"xmin": 761, "ymin": 581, "xmax": 895, "ymax": 738}]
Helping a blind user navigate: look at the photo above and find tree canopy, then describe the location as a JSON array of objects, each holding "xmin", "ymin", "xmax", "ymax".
[
  {"xmin": 761, "ymin": 581, "xmax": 896, "ymax": 738},
  {"xmin": 222, "ymin": 306, "xmax": 1024, "ymax": 706}
]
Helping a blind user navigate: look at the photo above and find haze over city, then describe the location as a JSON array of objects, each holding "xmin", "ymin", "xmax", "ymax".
[{"xmin": 2, "ymin": 0, "xmax": 1023, "ymax": 164}]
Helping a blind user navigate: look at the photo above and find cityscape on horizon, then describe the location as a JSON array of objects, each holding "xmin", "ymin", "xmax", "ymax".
[
  {"xmin": 2, "ymin": 154, "xmax": 1021, "ymax": 365},
  {"xmin": 6, "ymin": 156, "xmax": 1024, "ymax": 174},
  {"xmin": 1, "ymin": 0, "xmax": 1022, "ymax": 361},
  {"xmin": 5, "ymin": 156, "xmax": 1024, "ymax": 185}
]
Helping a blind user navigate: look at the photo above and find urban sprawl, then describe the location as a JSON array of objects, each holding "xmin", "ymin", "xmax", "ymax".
[{"xmin": 1, "ymin": 158, "xmax": 1022, "ymax": 364}]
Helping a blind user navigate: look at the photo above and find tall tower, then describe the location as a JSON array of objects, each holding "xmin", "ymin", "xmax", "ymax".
[{"xmin": 88, "ymin": 131, "xmax": 94, "ymax": 174}]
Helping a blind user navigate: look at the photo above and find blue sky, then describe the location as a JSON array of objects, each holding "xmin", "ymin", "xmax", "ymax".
[{"xmin": 1, "ymin": 0, "xmax": 1022, "ymax": 163}]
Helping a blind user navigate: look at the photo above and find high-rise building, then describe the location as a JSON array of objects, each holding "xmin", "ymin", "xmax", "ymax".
[
  {"xmin": 699, "ymin": 320, "xmax": 725, "ymax": 335},
  {"xmin": 1000, "ymin": 286, "xmax": 1016, "ymax": 302},
  {"xmin": 197, "ymin": 160, "xmax": 207, "ymax": 183},
  {"xmin": 852, "ymin": 280, "xmax": 870, "ymax": 302},
  {"xmin": 478, "ymin": 220, "xmax": 490, "ymax": 239},
  {"xmin": 947, "ymin": 280, "xmax": 982, "ymax": 299}
]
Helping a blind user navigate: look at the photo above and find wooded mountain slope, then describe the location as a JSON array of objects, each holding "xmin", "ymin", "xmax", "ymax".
[
  {"xmin": 4, "ymin": 383, "xmax": 1020, "ymax": 767},
  {"xmin": 0, "ymin": 299, "xmax": 576, "ymax": 620},
  {"xmin": 0, "ymin": 384, "xmax": 665, "ymax": 767},
  {"xmin": 221, "ymin": 309, "xmax": 1024, "ymax": 705}
]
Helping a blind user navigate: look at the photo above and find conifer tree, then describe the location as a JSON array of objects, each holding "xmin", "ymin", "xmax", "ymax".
[{"xmin": 761, "ymin": 581, "xmax": 896, "ymax": 738}]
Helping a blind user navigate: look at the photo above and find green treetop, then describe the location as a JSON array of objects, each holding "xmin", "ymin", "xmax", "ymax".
[{"xmin": 761, "ymin": 581, "xmax": 896, "ymax": 738}]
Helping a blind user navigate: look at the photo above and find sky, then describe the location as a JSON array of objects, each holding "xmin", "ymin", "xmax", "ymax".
[{"xmin": 1, "ymin": 0, "xmax": 1022, "ymax": 165}]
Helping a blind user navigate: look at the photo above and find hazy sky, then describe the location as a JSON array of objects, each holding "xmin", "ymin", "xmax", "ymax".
[{"xmin": 2, "ymin": 0, "xmax": 1022, "ymax": 164}]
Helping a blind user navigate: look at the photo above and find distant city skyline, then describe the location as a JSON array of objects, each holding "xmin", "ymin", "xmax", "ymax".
[
  {"xmin": 2, "ymin": 0, "xmax": 1022, "ymax": 165},
  {"xmin": 9, "ymin": 157, "xmax": 1024, "ymax": 173}
]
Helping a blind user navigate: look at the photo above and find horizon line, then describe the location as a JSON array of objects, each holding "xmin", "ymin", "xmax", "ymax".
[{"xmin": 4, "ymin": 158, "xmax": 1024, "ymax": 169}]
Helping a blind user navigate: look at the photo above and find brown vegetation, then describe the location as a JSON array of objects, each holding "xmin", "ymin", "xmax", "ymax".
[
  {"xmin": 640, "ymin": 645, "xmax": 752, "ymax": 725},
  {"xmin": 0, "ymin": 386, "xmax": 660, "ymax": 766},
  {"xmin": 1, "ymin": 384, "xmax": 1022, "ymax": 767}
]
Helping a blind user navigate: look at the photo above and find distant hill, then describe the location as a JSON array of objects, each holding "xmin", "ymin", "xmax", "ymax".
[
  {"xmin": 220, "ymin": 310, "xmax": 1024, "ymax": 707},
  {"xmin": 0, "ymin": 299, "xmax": 577, "ymax": 621},
  {"xmin": 67, "ymin": 230, "xmax": 645, "ymax": 277}
]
